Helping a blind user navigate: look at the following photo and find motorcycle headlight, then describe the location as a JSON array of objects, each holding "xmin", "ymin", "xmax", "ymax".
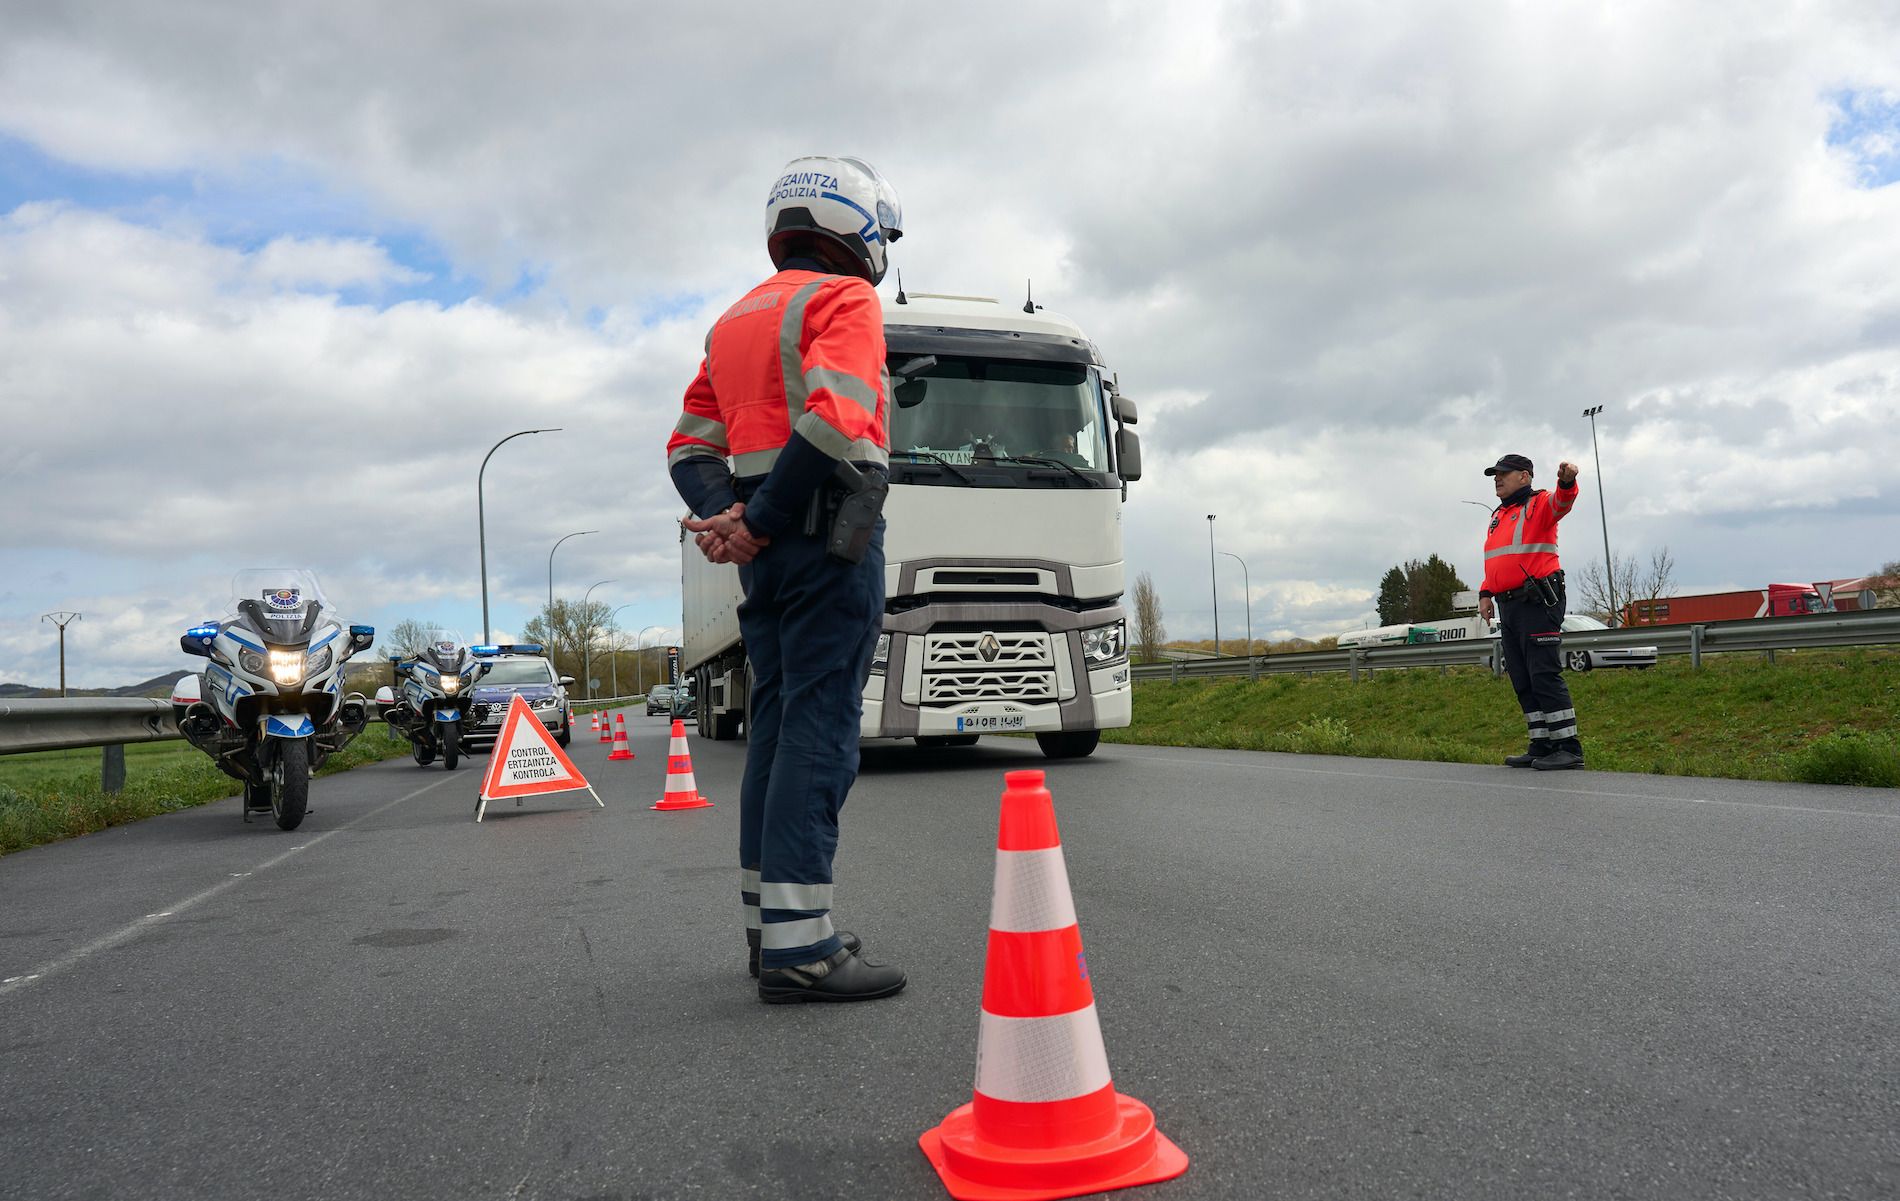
[
  {"xmin": 239, "ymin": 648, "xmax": 268, "ymax": 676},
  {"xmin": 441, "ymin": 675, "xmax": 461, "ymax": 694},
  {"xmin": 870, "ymin": 633, "xmax": 891, "ymax": 675},
  {"xmin": 305, "ymin": 645, "xmax": 333, "ymax": 678},
  {"xmin": 1081, "ymin": 620, "xmax": 1126, "ymax": 666},
  {"xmin": 269, "ymin": 650, "xmax": 305, "ymax": 686}
]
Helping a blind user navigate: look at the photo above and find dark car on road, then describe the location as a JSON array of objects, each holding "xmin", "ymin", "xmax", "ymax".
[
  {"xmin": 645, "ymin": 684, "xmax": 677, "ymax": 716},
  {"xmin": 462, "ymin": 646, "xmax": 574, "ymax": 749}
]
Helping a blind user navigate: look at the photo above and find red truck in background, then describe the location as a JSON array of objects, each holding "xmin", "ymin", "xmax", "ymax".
[{"xmin": 1621, "ymin": 579, "xmax": 1884, "ymax": 626}]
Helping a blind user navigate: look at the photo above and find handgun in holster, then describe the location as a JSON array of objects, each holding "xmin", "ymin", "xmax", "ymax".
[
  {"xmin": 1520, "ymin": 568, "xmax": 1560, "ymax": 608},
  {"xmin": 824, "ymin": 461, "xmax": 889, "ymax": 564}
]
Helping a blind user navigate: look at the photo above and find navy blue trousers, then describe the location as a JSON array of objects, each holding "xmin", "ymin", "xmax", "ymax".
[
  {"xmin": 735, "ymin": 520, "xmax": 884, "ymax": 969},
  {"xmin": 1498, "ymin": 589, "xmax": 1582, "ymax": 754}
]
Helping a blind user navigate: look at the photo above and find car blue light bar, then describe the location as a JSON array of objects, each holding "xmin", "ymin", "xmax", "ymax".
[
  {"xmin": 472, "ymin": 643, "xmax": 545, "ymax": 656},
  {"xmin": 471, "ymin": 645, "xmax": 501, "ymax": 656}
]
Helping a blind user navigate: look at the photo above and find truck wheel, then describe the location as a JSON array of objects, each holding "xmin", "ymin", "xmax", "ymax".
[
  {"xmin": 1036, "ymin": 730, "xmax": 1100, "ymax": 759},
  {"xmin": 1564, "ymin": 650, "xmax": 1592, "ymax": 673}
]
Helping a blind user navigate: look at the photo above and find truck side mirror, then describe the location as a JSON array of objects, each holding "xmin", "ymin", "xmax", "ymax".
[
  {"xmin": 1113, "ymin": 395, "xmax": 1138, "ymax": 425},
  {"xmin": 1115, "ymin": 428, "xmax": 1143, "ymax": 481}
]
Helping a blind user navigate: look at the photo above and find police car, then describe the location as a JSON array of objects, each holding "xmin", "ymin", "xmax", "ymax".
[{"xmin": 460, "ymin": 645, "xmax": 575, "ymax": 750}]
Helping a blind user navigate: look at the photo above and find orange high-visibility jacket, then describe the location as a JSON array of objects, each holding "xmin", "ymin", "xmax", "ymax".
[
  {"xmin": 1482, "ymin": 483, "xmax": 1578, "ymax": 595},
  {"xmin": 666, "ymin": 269, "xmax": 890, "ymax": 478}
]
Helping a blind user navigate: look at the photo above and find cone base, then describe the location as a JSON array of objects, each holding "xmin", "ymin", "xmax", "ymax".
[
  {"xmin": 651, "ymin": 794, "xmax": 712, "ymax": 810},
  {"xmin": 918, "ymin": 1093, "xmax": 1188, "ymax": 1201},
  {"xmin": 607, "ymin": 750, "xmax": 636, "ymax": 761}
]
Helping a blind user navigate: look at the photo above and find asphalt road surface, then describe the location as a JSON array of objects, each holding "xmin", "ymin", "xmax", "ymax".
[{"xmin": 2, "ymin": 714, "xmax": 1896, "ymax": 1201}]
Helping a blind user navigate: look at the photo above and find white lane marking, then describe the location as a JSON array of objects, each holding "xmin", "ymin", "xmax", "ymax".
[
  {"xmin": 0, "ymin": 772, "xmax": 460, "ymax": 1000},
  {"xmin": 1107, "ymin": 749, "xmax": 1900, "ymax": 820}
]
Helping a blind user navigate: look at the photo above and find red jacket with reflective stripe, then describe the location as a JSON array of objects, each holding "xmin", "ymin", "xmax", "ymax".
[
  {"xmin": 1481, "ymin": 483, "xmax": 1578, "ymax": 595},
  {"xmin": 666, "ymin": 269, "xmax": 889, "ymax": 477}
]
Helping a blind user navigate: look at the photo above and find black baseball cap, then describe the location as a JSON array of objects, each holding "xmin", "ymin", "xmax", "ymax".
[{"xmin": 1483, "ymin": 453, "xmax": 1533, "ymax": 477}]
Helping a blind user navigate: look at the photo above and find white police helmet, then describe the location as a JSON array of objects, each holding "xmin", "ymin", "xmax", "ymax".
[{"xmin": 765, "ymin": 155, "xmax": 903, "ymax": 284}]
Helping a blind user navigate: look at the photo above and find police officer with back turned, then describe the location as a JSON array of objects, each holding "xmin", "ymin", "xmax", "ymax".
[
  {"xmin": 1478, "ymin": 453, "xmax": 1586, "ymax": 771},
  {"xmin": 666, "ymin": 156, "xmax": 906, "ymax": 1003}
]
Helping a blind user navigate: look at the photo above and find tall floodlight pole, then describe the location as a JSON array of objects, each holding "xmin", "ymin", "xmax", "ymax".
[
  {"xmin": 606, "ymin": 604, "xmax": 635, "ymax": 699},
  {"xmin": 636, "ymin": 624, "xmax": 664, "ymax": 694},
  {"xmin": 478, "ymin": 427, "xmax": 560, "ymax": 643},
  {"xmin": 40, "ymin": 612, "xmax": 80, "ymax": 697},
  {"xmin": 1206, "ymin": 514, "xmax": 1220, "ymax": 656},
  {"xmin": 1582, "ymin": 406, "xmax": 1616, "ymax": 626},
  {"xmin": 1220, "ymin": 552, "xmax": 1252, "ymax": 657},
  {"xmin": 579, "ymin": 579, "xmax": 616, "ymax": 700},
  {"xmin": 547, "ymin": 529, "xmax": 597, "ymax": 616}
]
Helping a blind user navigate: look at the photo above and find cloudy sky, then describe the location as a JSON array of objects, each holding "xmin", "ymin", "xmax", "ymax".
[{"xmin": 3, "ymin": 0, "xmax": 1898, "ymax": 687}]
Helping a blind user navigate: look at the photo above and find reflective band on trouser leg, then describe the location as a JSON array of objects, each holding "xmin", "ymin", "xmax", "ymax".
[
  {"xmin": 1547, "ymin": 723, "xmax": 1578, "ymax": 740},
  {"xmin": 759, "ymin": 912, "xmax": 834, "ymax": 953},
  {"xmin": 1524, "ymin": 710, "xmax": 1546, "ymax": 738},
  {"xmin": 741, "ymin": 867, "xmax": 761, "ymax": 933}
]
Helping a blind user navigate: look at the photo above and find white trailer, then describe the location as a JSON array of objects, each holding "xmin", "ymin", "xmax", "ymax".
[{"xmin": 680, "ymin": 291, "xmax": 1142, "ymax": 758}]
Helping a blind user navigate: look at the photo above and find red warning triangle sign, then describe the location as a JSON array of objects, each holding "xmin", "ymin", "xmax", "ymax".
[{"xmin": 478, "ymin": 694, "xmax": 596, "ymax": 804}]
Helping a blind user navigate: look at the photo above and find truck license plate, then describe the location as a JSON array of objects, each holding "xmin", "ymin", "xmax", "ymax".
[{"xmin": 957, "ymin": 714, "xmax": 1026, "ymax": 732}]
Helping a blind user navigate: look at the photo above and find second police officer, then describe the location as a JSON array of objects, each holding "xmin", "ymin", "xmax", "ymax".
[
  {"xmin": 666, "ymin": 156, "xmax": 905, "ymax": 1003},
  {"xmin": 1478, "ymin": 453, "xmax": 1587, "ymax": 771}
]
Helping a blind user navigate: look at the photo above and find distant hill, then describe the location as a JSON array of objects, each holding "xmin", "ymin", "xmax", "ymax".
[{"xmin": 0, "ymin": 670, "xmax": 189, "ymax": 700}]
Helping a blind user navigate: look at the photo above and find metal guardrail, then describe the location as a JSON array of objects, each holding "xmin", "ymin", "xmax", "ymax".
[
  {"xmin": 0, "ymin": 698, "xmax": 179, "ymax": 755},
  {"xmin": 1133, "ymin": 608, "xmax": 1900, "ymax": 682}
]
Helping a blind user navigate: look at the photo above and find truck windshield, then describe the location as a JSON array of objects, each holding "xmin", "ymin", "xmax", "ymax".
[{"xmin": 889, "ymin": 356, "xmax": 1111, "ymax": 486}]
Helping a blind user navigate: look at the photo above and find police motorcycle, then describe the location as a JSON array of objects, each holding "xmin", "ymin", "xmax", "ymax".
[
  {"xmin": 171, "ymin": 569, "xmax": 376, "ymax": 831},
  {"xmin": 378, "ymin": 630, "xmax": 488, "ymax": 770}
]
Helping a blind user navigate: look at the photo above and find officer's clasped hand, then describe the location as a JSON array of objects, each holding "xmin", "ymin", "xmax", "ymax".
[{"xmin": 683, "ymin": 503, "xmax": 771, "ymax": 565}]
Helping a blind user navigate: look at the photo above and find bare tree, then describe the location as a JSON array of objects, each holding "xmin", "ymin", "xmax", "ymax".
[
  {"xmin": 1132, "ymin": 572, "xmax": 1167, "ymax": 663},
  {"xmin": 1875, "ymin": 560, "xmax": 1900, "ymax": 608},
  {"xmin": 1573, "ymin": 546, "xmax": 1675, "ymax": 625},
  {"xmin": 522, "ymin": 598, "xmax": 611, "ymax": 683},
  {"xmin": 379, "ymin": 618, "xmax": 439, "ymax": 658}
]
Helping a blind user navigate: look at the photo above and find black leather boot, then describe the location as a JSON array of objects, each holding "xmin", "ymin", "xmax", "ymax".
[
  {"xmin": 758, "ymin": 943, "xmax": 905, "ymax": 1003},
  {"xmin": 1505, "ymin": 741, "xmax": 1552, "ymax": 768},
  {"xmin": 1532, "ymin": 747, "xmax": 1585, "ymax": 771},
  {"xmin": 749, "ymin": 930, "xmax": 860, "ymax": 978}
]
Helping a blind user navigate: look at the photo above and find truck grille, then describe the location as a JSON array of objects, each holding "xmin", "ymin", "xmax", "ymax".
[{"xmin": 920, "ymin": 631, "xmax": 1056, "ymax": 704}]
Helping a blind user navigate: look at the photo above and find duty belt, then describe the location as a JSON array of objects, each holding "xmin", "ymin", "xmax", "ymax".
[{"xmin": 1502, "ymin": 569, "xmax": 1563, "ymax": 604}]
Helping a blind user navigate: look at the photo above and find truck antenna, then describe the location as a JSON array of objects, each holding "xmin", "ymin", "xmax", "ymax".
[
  {"xmin": 1023, "ymin": 279, "xmax": 1038, "ymax": 314},
  {"xmin": 895, "ymin": 269, "xmax": 907, "ymax": 305}
]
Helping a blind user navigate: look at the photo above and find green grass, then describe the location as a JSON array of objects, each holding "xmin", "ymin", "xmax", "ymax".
[
  {"xmin": 1110, "ymin": 648, "xmax": 1900, "ymax": 786},
  {"xmin": 0, "ymin": 726, "xmax": 419, "ymax": 857}
]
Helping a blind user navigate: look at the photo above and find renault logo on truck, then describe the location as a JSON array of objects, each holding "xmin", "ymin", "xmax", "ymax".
[{"xmin": 977, "ymin": 633, "xmax": 1001, "ymax": 663}]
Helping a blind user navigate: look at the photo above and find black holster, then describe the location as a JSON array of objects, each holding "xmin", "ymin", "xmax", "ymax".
[{"xmin": 823, "ymin": 462, "xmax": 888, "ymax": 564}]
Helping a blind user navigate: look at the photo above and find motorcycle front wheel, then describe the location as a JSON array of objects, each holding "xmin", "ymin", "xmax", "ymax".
[
  {"xmin": 441, "ymin": 721, "xmax": 460, "ymax": 771},
  {"xmin": 271, "ymin": 739, "xmax": 310, "ymax": 831}
]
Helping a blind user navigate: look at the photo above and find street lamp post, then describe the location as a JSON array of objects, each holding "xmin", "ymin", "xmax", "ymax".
[
  {"xmin": 1582, "ymin": 406, "xmax": 1616, "ymax": 626},
  {"xmin": 40, "ymin": 612, "xmax": 80, "ymax": 697},
  {"xmin": 547, "ymin": 529, "xmax": 597, "ymax": 616},
  {"xmin": 635, "ymin": 624, "xmax": 664, "ymax": 694},
  {"xmin": 580, "ymin": 579, "xmax": 616, "ymax": 700},
  {"xmin": 479, "ymin": 427, "xmax": 560, "ymax": 643},
  {"xmin": 1206, "ymin": 515, "xmax": 1220, "ymax": 656},
  {"xmin": 1220, "ymin": 551, "xmax": 1253, "ymax": 677},
  {"xmin": 606, "ymin": 604, "xmax": 635, "ymax": 699}
]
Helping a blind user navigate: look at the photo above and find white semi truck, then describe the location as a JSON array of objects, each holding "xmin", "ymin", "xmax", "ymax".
[{"xmin": 680, "ymin": 291, "xmax": 1142, "ymax": 758}]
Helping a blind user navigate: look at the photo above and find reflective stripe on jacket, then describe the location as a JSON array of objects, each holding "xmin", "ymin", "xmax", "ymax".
[
  {"xmin": 665, "ymin": 269, "xmax": 890, "ymax": 476},
  {"xmin": 1482, "ymin": 483, "xmax": 1577, "ymax": 594}
]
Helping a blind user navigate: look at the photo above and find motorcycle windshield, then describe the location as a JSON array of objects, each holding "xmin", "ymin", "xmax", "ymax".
[
  {"xmin": 230, "ymin": 568, "xmax": 329, "ymax": 647},
  {"xmin": 424, "ymin": 629, "xmax": 467, "ymax": 674}
]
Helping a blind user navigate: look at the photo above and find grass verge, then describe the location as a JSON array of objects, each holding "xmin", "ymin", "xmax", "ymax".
[
  {"xmin": 0, "ymin": 726, "xmax": 419, "ymax": 857},
  {"xmin": 1110, "ymin": 648, "xmax": 1900, "ymax": 786}
]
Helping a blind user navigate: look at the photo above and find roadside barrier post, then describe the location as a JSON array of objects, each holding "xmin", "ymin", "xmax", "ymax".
[
  {"xmin": 1690, "ymin": 624, "xmax": 1704, "ymax": 670},
  {"xmin": 102, "ymin": 744, "xmax": 125, "ymax": 794}
]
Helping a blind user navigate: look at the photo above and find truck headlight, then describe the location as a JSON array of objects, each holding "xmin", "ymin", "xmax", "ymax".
[
  {"xmin": 269, "ymin": 650, "xmax": 305, "ymax": 686},
  {"xmin": 1081, "ymin": 620, "xmax": 1126, "ymax": 666},
  {"xmin": 870, "ymin": 633, "xmax": 891, "ymax": 675}
]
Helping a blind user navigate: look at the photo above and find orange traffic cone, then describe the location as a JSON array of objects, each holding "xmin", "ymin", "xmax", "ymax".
[
  {"xmin": 598, "ymin": 709, "xmax": 614, "ymax": 743},
  {"xmin": 918, "ymin": 769, "xmax": 1188, "ymax": 1201},
  {"xmin": 607, "ymin": 712, "xmax": 636, "ymax": 761},
  {"xmin": 588, "ymin": 711, "xmax": 600, "ymax": 734},
  {"xmin": 651, "ymin": 719, "xmax": 712, "ymax": 810}
]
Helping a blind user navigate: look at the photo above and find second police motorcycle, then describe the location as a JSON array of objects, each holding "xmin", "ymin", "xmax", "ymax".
[
  {"xmin": 377, "ymin": 630, "xmax": 488, "ymax": 770},
  {"xmin": 171, "ymin": 569, "xmax": 377, "ymax": 830}
]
